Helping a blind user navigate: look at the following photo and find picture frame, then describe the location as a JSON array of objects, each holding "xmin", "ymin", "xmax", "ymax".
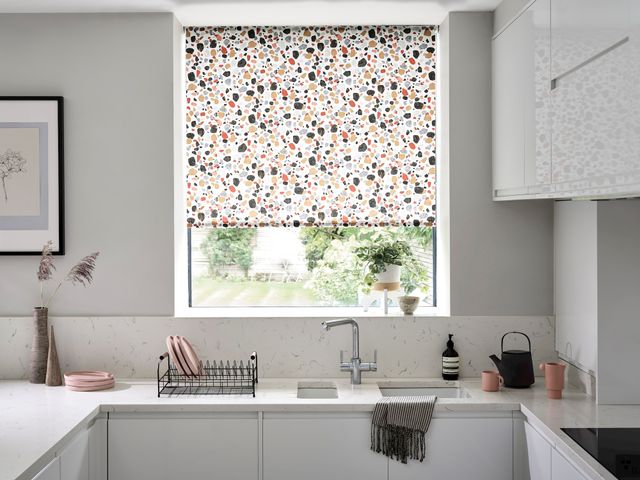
[{"xmin": 0, "ymin": 96, "xmax": 64, "ymax": 255}]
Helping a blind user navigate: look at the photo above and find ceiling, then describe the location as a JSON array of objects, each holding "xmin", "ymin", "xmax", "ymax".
[{"xmin": 0, "ymin": 0, "xmax": 501, "ymax": 25}]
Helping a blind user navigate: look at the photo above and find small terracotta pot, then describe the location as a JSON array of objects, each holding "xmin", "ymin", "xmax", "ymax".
[{"xmin": 539, "ymin": 362, "xmax": 566, "ymax": 399}]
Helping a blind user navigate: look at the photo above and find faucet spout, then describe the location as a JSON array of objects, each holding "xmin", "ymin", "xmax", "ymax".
[
  {"xmin": 321, "ymin": 318, "xmax": 374, "ymax": 384},
  {"xmin": 322, "ymin": 318, "xmax": 359, "ymax": 358}
]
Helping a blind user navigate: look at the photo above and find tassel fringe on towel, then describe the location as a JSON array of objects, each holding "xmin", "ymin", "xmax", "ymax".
[{"xmin": 371, "ymin": 395, "xmax": 437, "ymax": 464}]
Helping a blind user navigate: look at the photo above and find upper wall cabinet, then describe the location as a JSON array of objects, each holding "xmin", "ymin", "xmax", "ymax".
[
  {"xmin": 493, "ymin": 0, "xmax": 551, "ymax": 198},
  {"xmin": 493, "ymin": 0, "xmax": 640, "ymax": 200}
]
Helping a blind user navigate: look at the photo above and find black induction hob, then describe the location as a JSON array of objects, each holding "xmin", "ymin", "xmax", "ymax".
[{"xmin": 562, "ymin": 428, "xmax": 640, "ymax": 479}]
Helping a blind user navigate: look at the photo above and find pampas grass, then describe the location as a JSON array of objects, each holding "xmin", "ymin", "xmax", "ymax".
[{"xmin": 37, "ymin": 242, "xmax": 100, "ymax": 308}]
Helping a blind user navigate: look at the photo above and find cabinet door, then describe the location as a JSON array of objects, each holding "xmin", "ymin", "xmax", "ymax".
[
  {"xmin": 493, "ymin": 10, "xmax": 526, "ymax": 194},
  {"xmin": 524, "ymin": 422, "xmax": 552, "ymax": 480},
  {"xmin": 32, "ymin": 458, "xmax": 60, "ymax": 480},
  {"xmin": 523, "ymin": 0, "xmax": 551, "ymax": 190},
  {"xmin": 88, "ymin": 418, "xmax": 107, "ymax": 480},
  {"xmin": 551, "ymin": 0, "xmax": 640, "ymax": 195},
  {"xmin": 60, "ymin": 427, "xmax": 89, "ymax": 480},
  {"xmin": 551, "ymin": 36, "xmax": 632, "ymax": 188},
  {"xmin": 551, "ymin": 0, "xmax": 629, "ymax": 79},
  {"xmin": 551, "ymin": 449, "xmax": 586, "ymax": 480},
  {"xmin": 263, "ymin": 413, "xmax": 387, "ymax": 480},
  {"xmin": 389, "ymin": 416, "xmax": 512, "ymax": 480},
  {"xmin": 493, "ymin": 0, "xmax": 550, "ymax": 197},
  {"xmin": 109, "ymin": 414, "xmax": 259, "ymax": 480}
]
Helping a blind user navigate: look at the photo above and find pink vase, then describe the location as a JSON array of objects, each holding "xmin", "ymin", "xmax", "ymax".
[{"xmin": 539, "ymin": 362, "xmax": 566, "ymax": 399}]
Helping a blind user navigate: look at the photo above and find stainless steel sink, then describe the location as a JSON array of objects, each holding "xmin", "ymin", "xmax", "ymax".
[
  {"xmin": 297, "ymin": 381, "xmax": 338, "ymax": 399},
  {"xmin": 378, "ymin": 383, "xmax": 469, "ymax": 399}
]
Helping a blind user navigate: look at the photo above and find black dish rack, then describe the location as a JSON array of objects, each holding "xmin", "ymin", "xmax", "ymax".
[{"xmin": 157, "ymin": 351, "xmax": 258, "ymax": 397}]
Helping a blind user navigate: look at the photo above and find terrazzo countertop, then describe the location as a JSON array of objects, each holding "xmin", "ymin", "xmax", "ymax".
[{"xmin": 0, "ymin": 378, "xmax": 631, "ymax": 480}]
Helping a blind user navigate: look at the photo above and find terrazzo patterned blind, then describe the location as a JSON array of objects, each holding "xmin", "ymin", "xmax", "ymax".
[{"xmin": 185, "ymin": 26, "xmax": 437, "ymax": 228}]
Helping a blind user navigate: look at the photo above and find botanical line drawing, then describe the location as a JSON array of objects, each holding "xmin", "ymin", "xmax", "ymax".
[{"xmin": 0, "ymin": 148, "xmax": 26, "ymax": 202}]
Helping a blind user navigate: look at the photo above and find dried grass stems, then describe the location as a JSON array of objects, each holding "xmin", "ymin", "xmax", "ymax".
[{"xmin": 37, "ymin": 241, "xmax": 100, "ymax": 308}]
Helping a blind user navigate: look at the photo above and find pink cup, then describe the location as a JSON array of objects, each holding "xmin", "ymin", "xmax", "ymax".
[
  {"xmin": 539, "ymin": 362, "xmax": 566, "ymax": 399},
  {"xmin": 482, "ymin": 370, "xmax": 503, "ymax": 392}
]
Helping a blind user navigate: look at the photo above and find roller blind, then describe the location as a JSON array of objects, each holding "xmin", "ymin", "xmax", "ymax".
[{"xmin": 185, "ymin": 25, "xmax": 436, "ymax": 228}]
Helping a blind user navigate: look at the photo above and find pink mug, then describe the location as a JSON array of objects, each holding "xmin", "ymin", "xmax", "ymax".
[
  {"xmin": 539, "ymin": 362, "xmax": 566, "ymax": 399},
  {"xmin": 482, "ymin": 370, "xmax": 503, "ymax": 392}
]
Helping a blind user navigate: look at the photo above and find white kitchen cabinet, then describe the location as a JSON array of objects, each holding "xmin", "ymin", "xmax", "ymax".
[
  {"xmin": 494, "ymin": 0, "xmax": 640, "ymax": 199},
  {"xmin": 513, "ymin": 415, "xmax": 531, "ymax": 480},
  {"xmin": 88, "ymin": 418, "xmax": 107, "ymax": 480},
  {"xmin": 493, "ymin": 9, "xmax": 526, "ymax": 194},
  {"xmin": 263, "ymin": 412, "xmax": 387, "ymax": 480},
  {"xmin": 32, "ymin": 458, "xmax": 60, "ymax": 480},
  {"xmin": 108, "ymin": 413, "xmax": 259, "ymax": 480},
  {"xmin": 389, "ymin": 415, "xmax": 513, "ymax": 480},
  {"xmin": 551, "ymin": 449, "xmax": 587, "ymax": 480},
  {"xmin": 551, "ymin": 27, "xmax": 633, "ymax": 190},
  {"xmin": 493, "ymin": 0, "xmax": 550, "ymax": 198},
  {"xmin": 524, "ymin": 422, "xmax": 552, "ymax": 480},
  {"xmin": 551, "ymin": 0, "xmax": 629, "ymax": 79},
  {"xmin": 60, "ymin": 427, "xmax": 89, "ymax": 480}
]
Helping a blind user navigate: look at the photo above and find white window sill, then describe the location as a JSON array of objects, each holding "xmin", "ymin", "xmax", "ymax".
[{"xmin": 175, "ymin": 306, "xmax": 443, "ymax": 319}]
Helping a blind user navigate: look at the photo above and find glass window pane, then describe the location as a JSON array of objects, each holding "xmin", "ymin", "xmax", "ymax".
[{"xmin": 189, "ymin": 227, "xmax": 435, "ymax": 309}]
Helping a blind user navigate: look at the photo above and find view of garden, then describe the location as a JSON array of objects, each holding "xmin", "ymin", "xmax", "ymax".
[{"xmin": 190, "ymin": 227, "xmax": 434, "ymax": 308}]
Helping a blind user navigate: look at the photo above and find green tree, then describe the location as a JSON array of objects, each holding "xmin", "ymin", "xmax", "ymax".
[
  {"xmin": 201, "ymin": 228, "xmax": 256, "ymax": 279},
  {"xmin": 305, "ymin": 237, "xmax": 362, "ymax": 305}
]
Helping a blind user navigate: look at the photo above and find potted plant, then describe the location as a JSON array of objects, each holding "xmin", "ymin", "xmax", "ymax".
[
  {"xmin": 355, "ymin": 238, "xmax": 430, "ymax": 314},
  {"xmin": 355, "ymin": 239, "xmax": 410, "ymax": 291}
]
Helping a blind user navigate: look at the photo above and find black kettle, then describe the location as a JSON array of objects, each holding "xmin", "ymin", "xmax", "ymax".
[{"xmin": 489, "ymin": 332, "xmax": 535, "ymax": 388}]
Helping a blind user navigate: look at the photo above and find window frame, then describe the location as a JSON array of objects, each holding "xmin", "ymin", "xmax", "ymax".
[{"xmin": 174, "ymin": 26, "xmax": 447, "ymax": 318}]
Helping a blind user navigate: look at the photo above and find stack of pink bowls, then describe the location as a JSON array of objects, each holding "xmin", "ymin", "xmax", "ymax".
[{"xmin": 64, "ymin": 371, "xmax": 115, "ymax": 391}]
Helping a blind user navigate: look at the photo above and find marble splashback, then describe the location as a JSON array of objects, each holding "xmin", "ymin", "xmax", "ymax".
[{"xmin": 0, "ymin": 315, "xmax": 555, "ymax": 379}]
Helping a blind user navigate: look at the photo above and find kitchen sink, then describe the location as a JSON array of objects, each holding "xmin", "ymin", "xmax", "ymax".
[
  {"xmin": 297, "ymin": 381, "xmax": 338, "ymax": 399},
  {"xmin": 378, "ymin": 383, "xmax": 470, "ymax": 399}
]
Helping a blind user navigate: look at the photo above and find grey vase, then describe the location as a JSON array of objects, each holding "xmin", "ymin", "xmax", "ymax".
[{"xmin": 29, "ymin": 307, "xmax": 49, "ymax": 384}]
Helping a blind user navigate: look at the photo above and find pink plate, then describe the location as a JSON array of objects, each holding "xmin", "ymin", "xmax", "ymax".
[
  {"xmin": 65, "ymin": 378, "xmax": 115, "ymax": 388},
  {"xmin": 66, "ymin": 381, "xmax": 114, "ymax": 392},
  {"xmin": 178, "ymin": 336, "xmax": 202, "ymax": 376},
  {"xmin": 64, "ymin": 371, "xmax": 113, "ymax": 382},
  {"xmin": 166, "ymin": 336, "xmax": 189, "ymax": 376}
]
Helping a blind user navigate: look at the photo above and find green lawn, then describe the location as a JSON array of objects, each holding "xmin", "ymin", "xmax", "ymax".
[{"xmin": 192, "ymin": 277, "xmax": 321, "ymax": 307}]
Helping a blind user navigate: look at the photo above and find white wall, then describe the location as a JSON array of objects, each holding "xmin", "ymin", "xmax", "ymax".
[
  {"xmin": 554, "ymin": 201, "xmax": 597, "ymax": 374},
  {"xmin": 0, "ymin": 13, "xmax": 176, "ymax": 316},
  {"xmin": 554, "ymin": 199, "xmax": 640, "ymax": 404},
  {"xmin": 441, "ymin": 12, "xmax": 554, "ymax": 316}
]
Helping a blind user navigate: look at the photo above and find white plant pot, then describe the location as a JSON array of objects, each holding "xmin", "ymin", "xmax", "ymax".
[{"xmin": 374, "ymin": 264, "xmax": 401, "ymax": 284}]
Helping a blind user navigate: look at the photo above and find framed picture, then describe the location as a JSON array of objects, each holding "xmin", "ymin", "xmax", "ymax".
[{"xmin": 0, "ymin": 97, "xmax": 64, "ymax": 255}]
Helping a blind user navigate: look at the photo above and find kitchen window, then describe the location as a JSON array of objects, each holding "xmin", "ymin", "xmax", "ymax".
[
  {"xmin": 180, "ymin": 25, "xmax": 438, "ymax": 315},
  {"xmin": 188, "ymin": 226, "xmax": 435, "ymax": 308}
]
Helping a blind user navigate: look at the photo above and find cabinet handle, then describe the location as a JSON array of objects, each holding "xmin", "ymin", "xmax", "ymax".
[{"xmin": 551, "ymin": 36, "xmax": 629, "ymax": 90}]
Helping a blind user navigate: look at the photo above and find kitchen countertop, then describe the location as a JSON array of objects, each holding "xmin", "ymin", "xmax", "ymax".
[{"xmin": 0, "ymin": 378, "xmax": 632, "ymax": 480}]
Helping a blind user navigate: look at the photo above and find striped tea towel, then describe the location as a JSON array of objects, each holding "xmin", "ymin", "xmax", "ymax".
[{"xmin": 371, "ymin": 395, "xmax": 437, "ymax": 464}]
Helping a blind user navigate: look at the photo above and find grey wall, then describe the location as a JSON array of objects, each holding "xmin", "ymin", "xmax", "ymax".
[
  {"xmin": 597, "ymin": 199, "xmax": 640, "ymax": 404},
  {"xmin": 0, "ymin": 12, "xmax": 554, "ymax": 317},
  {"xmin": 441, "ymin": 12, "xmax": 554, "ymax": 316},
  {"xmin": 0, "ymin": 14, "xmax": 176, "ymax": 315}
]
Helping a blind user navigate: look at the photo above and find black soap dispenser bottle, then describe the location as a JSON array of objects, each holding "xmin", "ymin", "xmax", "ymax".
[{"xmin": 442, "ymin": 334, "xmax": 460, "ymax": 380}]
